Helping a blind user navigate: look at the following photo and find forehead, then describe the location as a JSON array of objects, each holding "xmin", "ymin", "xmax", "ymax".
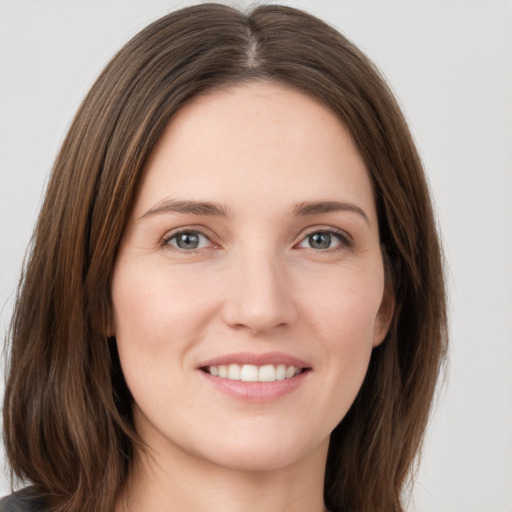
[{"xmin": 134, "ymin": 80, "xmax": 376, "ymax": 222}]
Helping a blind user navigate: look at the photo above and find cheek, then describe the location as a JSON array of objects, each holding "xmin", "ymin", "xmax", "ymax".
[
  {"xmin": 112, "ymin": 261, "xmax": 215, "ymax": 344},
  {"xmin": 111, "ymin": 265, "xmax": 192, "ymax": 410},
  {"xmin": 302, "ymin": 264, "xmax": 384, "ymax": 400},
  {"xmin": 110, "ymin": 260, "xmax": 226, "ymax": 407},
  {"xmin": 306, "ymin": 263, "xmax": 385, "ymax": 342}
]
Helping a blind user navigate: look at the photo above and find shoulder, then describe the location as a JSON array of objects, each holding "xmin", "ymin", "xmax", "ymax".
[{"xmin": 0, "ymin": 487, "xmax": 45, "ymax": 512}]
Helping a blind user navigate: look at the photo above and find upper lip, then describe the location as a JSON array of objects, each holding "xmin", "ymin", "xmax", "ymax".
[{"xmin": 198, "ymin": 351, "xmax": 311, "ymax": 369}]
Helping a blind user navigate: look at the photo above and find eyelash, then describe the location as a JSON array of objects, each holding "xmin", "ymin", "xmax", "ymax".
[{"xmin": 160, "ymin": 227, "xmax": 352, "ymax": 253}]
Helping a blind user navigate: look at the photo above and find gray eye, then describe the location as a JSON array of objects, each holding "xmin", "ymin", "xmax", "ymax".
[
  {"xmin": 297, "ymin": 230, "xmax": 346, "ymax": 251},
  {"xmin": 308, "ymin": 232, "xmax": 333, "ymax": 249},
  {"xmin": 167, "ymin": 231, "xmax": 210, "ymax": 250},
  {"xmin": 176, "ymin": 233, "xmax": 200, "ymax": 249}
]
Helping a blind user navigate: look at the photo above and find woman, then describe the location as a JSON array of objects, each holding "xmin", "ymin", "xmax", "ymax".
[{"xmin": 2, "ymin": 3, "xmax": 447, "ymax": 512}]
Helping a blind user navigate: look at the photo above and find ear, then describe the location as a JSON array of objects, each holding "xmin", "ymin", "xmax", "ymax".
[{"xmin": 372, "ymin": 285, "xmax": 395, "ymax": 347}]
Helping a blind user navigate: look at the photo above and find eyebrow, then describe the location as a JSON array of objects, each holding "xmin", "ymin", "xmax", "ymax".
[
  {"xmin": 139, "ymin": 198, "xmax": 370, "ymax": 226},
  {"xmin": 139, "ymin": 199, "xmax": 229, "ymax": 220},
  {"xmin": 293, "ymin": 201, "xmax": 371, "ymax": 226}
]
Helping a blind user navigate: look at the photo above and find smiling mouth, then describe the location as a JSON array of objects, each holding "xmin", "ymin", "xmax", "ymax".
[{"xmin": 201, "ymin": 364, "xmax": 308, "ymax": 383}]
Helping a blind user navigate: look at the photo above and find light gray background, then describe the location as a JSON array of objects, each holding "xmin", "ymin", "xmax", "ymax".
[{"xmin": 1, "ymin": 1, "xmax": 511, "ymax": 510}]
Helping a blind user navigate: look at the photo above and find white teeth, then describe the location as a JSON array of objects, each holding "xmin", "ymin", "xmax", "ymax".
[
  {"xmin": 258, "ymin": 364, "xmax": 275, "ymax": 382},
  {"xmin": 240, "ymin": 364, "xmax": 258, "ymax": 382},
  {"xmin": 227, "ymin": 364, "xmax": 241, "ymax": 380},
  {"xmin": 206, "ymin": 363, "xmax": 302, "ymax": 382},
  {"xmin": 275, "ymin": 364, "xmax": 286, "ymax": 380},
  {"xmin": 285, "ymin": 365, "xmax": 296, "ymax": 379}
]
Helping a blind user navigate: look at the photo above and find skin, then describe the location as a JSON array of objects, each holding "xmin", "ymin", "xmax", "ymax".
[{"xmin": 111, "ymin": 81, "xmax": 394, "ymax": 512}]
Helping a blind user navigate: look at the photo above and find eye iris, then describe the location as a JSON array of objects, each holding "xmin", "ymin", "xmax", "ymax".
[
  {"xmin": 309, "ymin": 232, "xmax": 331, "ymax": 249},
  {"xmin": 176, "ymin": 232, "xmax": 200, "ymax": 249}
]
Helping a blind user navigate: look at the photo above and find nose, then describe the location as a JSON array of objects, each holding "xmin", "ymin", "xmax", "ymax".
[{"xmin": 221, "ymin": 250, "xmax": 298, "ymax": 335}]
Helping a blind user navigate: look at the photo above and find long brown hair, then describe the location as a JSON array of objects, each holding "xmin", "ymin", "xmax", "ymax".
[{"xmin": 3, "ymin": 4, "xmax": 447, "ymax": 511}]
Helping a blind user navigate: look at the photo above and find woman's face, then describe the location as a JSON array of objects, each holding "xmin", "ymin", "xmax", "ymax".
[{"xmin": 111, "ymin": 81, "xmax": 393, "ymax": 473}]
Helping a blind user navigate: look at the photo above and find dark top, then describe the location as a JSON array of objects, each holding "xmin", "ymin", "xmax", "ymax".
[{"xmin": 0, "ymin": 487, "xmax": 44, "ymax": 512}]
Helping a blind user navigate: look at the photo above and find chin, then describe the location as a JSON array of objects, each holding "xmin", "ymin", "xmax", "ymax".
[
  {"xmin": 212, "ymin": 446, "xmax": 297, "ymax": 472},
  {"xmin": 195, "ymin": 424, "xmax": 329, "ymax": 473}
]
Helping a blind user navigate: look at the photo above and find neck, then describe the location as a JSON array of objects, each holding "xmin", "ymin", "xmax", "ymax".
[{"xmin": 116, "ymin": 436, "xmax": 329, "ymax": 512}]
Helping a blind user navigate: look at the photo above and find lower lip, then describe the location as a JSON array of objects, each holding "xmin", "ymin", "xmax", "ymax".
[{"xmin": 199, "ymin": 370, "xmax": 310, "ymax": 403}]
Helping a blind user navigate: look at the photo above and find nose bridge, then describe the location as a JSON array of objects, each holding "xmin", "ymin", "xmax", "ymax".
[{"xmin": 221, "ymin": 243, "xmax": 297, "ymax": 334}]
